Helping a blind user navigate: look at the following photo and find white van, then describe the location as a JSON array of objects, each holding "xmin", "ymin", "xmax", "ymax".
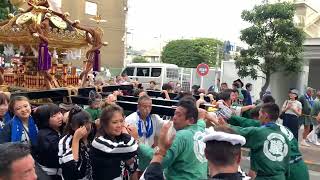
[{"xmin": 121, "ymin": 63, "xmax": 180, "ymax": 89}]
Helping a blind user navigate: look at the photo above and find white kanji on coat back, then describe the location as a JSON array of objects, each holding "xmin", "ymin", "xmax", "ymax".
[
  {"xmin": 193, "ymin": 131, "xmax": 207, "ymax": 163},
  {"xmin": 263, "ymin": 133, "xmax": 288, "ymax": 162}
]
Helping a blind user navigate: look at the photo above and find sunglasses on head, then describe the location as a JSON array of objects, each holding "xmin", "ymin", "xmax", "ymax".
[{"xmin": 70, "ymin": 105, "xmax": 82, "ymax": 115}]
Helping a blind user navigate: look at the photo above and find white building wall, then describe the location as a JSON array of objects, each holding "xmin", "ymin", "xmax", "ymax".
[{"xmin": 221, "ymin": 61, "xmax": 264, "ymax": 102}]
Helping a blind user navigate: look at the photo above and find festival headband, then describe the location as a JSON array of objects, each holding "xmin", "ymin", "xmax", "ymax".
[{"xmin": 202, "ymin": 127, "xmax": 246, "ymax": 146}]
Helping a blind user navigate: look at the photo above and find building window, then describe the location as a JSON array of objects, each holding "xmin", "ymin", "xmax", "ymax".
[{"xmin": 85, "ymin": 1, "xmax": 97, "ymax": 16}]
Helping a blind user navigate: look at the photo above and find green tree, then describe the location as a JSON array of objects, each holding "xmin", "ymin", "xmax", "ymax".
[
  {"xmin": 161, "ymin": 38, "xmax": 223, "ymax": 68},
  {"xmin": 0, "ymin": 0, "xmax": 14, "ymax": 54},
  {"xmin": 235, "ymin": 2, "xmax": 305, "ymax": 98},
  {"xmin": 0, "ymin": 0, "xmax": 13, "ymax": 21},
  {"xmin": 132, "ymin": 56, "xmax": 148, "ymax": 63}
]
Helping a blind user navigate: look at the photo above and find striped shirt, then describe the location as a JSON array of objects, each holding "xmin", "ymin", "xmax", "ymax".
[
  {"xmin": 58, "ymin": 134, "xmax": 92, "ymax": 180},
  {"xmin": 91, "ymin": 133, "xmax": 138, "ymax": 180}
]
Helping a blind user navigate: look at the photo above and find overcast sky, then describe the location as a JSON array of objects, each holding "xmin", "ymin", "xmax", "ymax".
[{"xmin": 127, "ymin": 0, "xmax": 320, "ymax": 50}]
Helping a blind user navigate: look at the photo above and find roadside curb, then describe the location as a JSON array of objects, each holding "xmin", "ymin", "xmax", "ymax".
[{"xmin": 241, "ymin": 148, "xmax": 320, "ymax": 172}]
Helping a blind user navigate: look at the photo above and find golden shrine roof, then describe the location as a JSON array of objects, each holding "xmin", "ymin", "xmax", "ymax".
[{"xmin": 0, "ymin": 4, "xmax": 89, "ymax": 49}]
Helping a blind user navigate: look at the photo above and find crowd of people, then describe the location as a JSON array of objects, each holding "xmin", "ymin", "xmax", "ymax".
[{"xmin": 0, "ymin": 77, "xmax": 315, "ymax": 180}]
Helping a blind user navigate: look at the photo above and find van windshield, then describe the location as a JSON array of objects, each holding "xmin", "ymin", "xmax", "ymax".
[{"xmin": 122, "ymin": 67, "xmax": 135, "ymax": 76}]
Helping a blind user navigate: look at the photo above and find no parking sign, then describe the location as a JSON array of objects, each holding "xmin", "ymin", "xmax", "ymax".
[
  {"xmin": 196, "ymin": 63, "xmax": 209, "ymax": 88},
  {"xmin": 196, "ymin": 63, "xmax": 209, "ymax": 76}
]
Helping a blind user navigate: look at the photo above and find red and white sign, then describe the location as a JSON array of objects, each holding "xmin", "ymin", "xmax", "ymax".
[{"xmin": 196, "ymin": 63, "xmax": 209, "ymax": 76}]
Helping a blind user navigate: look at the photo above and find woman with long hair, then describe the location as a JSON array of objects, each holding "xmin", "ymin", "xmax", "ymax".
[
  {"xmin": 33, "ymin": 104, "xmax": 64, "ymax": 180},
  {"xmin": 281, "ymin": 89, "xmax": 302, "ymax": 140},
  {"xmin": 91, "ymin": 104, "xmax": 138, "ymax": 180},
  {"xmin": 0, "ymin": 92, "xmax": 11, "ymax": 131},
  {"xmin": 58, "ymin": 105, "xmax": 93, "ymax": 180},
  {"xmin": 0, "ymin": 96, "xmax": 37, "ymax": 145}
]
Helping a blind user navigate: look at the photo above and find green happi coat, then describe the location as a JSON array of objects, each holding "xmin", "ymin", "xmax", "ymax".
[
  {"xmin": 85, "ymin": 107, "xmax": 101, "ymax": 121},
  {"xmin": 229, "ymin": 117, "xmax": 290, "ymax": 180},
  {"xmin": 229, "ymin": 116, "xmax": 309, "ymax": 180},
  {"xmin": 138, "ymin": 120, "xmax": 208, "ymax": 180}
]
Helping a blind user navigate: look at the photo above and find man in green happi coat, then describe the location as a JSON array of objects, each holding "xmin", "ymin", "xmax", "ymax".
[
  {"xmin": 137, "ymin": 98, "xmax": 208, "ymax": 180},
  {"xmin": 225, "ymin": 104, "xmax": 309, "ymax": 180},
  {"xmin": 220, "ymin": 103, "xmax": 289, "ymax": 180}
]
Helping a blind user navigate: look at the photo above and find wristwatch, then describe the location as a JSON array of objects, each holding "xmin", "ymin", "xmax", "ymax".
[{"xmin": 154, "ymin": 146, "xmax": 167, "ymax": 156}]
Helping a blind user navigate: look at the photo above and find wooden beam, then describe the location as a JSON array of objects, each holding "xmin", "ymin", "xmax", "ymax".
[
  {"xmin": 70, "ymin": 96, "xmax": 176, "ymax": 116},
  {"xmin": 77, "ymin": 87, "xmax": 96, "ymax": 97},
  {"xmin": 146, "ymin": 90, "xmax": 211, "ymax": 102},
  {"xmin": 102, "ymin": 84, "xmax": 134, "ymax": 92},
  {"xmin": 11, "ymin": 88, "xmax": 69, "ymax": 100},
  {"xmin": 146, "ymin": 90, "xmax": 177, "ymax": 99},
  {"xmin": 116, "ymin": 101, "xmax": 175, "ymax": 116},
  {"xmin": 117, "ymin": 95, "xmax": 178, "ymax": 107}
]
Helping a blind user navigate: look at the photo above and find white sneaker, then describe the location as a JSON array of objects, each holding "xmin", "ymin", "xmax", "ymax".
[
  {"xmin": 300, "ymin": 140, "xmax": 311, "ymax": 147},
  {"xmin": 314, "ymin": 141, "xmax": 320, "ymax": 146}
]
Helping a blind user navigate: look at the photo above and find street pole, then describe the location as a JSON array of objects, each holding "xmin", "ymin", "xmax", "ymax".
[
  {"xmin": 215, "ymin": 44, "xmax": 220, "ymax": 92},
  {"xmin": 200, "ymin": 76, "xmax": 204, "ymax": 88}
]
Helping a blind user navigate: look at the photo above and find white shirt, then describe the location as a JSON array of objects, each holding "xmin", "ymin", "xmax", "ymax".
[
  {"xmin": 125, "ymin": 112, "xmax": 165, "ymax": 147},
  {"xmin": 21, "ymin": 124, "xmax": 30, "ymax": 144},
  {"xmin": 283, "ymin": 100, "xmax": 302, "ymax": 116},
  {"xmin": 0, "ymin": 120, "xmax": 4, "ymax": 129}
]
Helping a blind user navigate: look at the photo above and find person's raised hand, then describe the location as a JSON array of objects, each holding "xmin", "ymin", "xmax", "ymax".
[
  {"xmin": 127, "ymin": 125, "xmax": 139, "ymax": 141},
  {"xmin": 208, "ymin": 94, "xmax": 214, "ymax": 101},
  {"xmin": 206, "ymin": 112, "xmax": 219, "ymax": 125},
  {"xmin": 158, "ymin": 121, "xmax": 175, "ymax": 152},
  {"xmin": 218, "ymin": 117, "xmax": 228, "ymax": 126},
  {"xmin": 162, "ymin": 90, "xmax": 168, "ymax": 94},
  {"xmin": 74, "ymin": 126, "xmax": 88, "ymax": 140},
  {"xmin": 198, "ymin": 108, "xmax": 207, "ymax": 120}
]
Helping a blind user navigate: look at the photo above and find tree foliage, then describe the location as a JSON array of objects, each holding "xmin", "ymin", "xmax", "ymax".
[
  {"xmin": 0, "ymin": 0, "xmax": 14, "ymax": 54},
  {"xmin": 0, "ymin": 0, "xmax": 13, "ymax": 21},
  {"xmin": 161, "ymin": 38, "xmax": 223, "ymax": 68},
  {"xmin": 132, "ymin": 56, "xmax": 148, "ymax": 63},
  {"xmin": 236, "ymin": 2, "xmax": 305, "ymax": 98}
]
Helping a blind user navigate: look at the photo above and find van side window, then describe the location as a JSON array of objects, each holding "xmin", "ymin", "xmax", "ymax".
[
  {"xmin": 137, "ymin": 68, "xmax": 150, "ymax": 76},
  {"xmin": 122, "ymin": 67, "xmax": 135, "ymax": 76},
  {"xmin": 151, "ymin": 68, "xmax": 161, "ymax": 77},
  {"xmin": 166, "ymin": 68, "xmax": 179, "ymax": 79}
]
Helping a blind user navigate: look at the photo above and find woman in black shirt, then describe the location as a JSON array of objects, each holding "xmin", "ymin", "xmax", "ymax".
[
  {"xmin": 58, "ymin": 106, "xmax": 93, "ymax": 180},
  {"xmin": 91, "ymin": 104, "xmax": 138, "ymax": 180},
  {"xmin": 32, "ymin": 104, "xmax": 64, "ymax": 180}
]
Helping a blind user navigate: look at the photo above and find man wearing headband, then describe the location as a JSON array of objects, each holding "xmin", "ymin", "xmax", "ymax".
[
  {"xmin": 225, "ymin": 105, "xmax": 309, "ymax": 180},
  {"xmin": 137, "ymin": 97, "xmax": 208, "ymax": 180},
  {"xmin": 225, "ymin": 103, "xmax": 292, "ymax": 180},
  {"xmin": 203, "ymin": 126, "xmax": 247, "ymax": 180},
  {"xmin": 125, "ymin": 95, "xmax": 164, "ymax": 147},
  {"xmin": 142, "ymin": 125, "xmax": 248, "ymax": 180}
]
